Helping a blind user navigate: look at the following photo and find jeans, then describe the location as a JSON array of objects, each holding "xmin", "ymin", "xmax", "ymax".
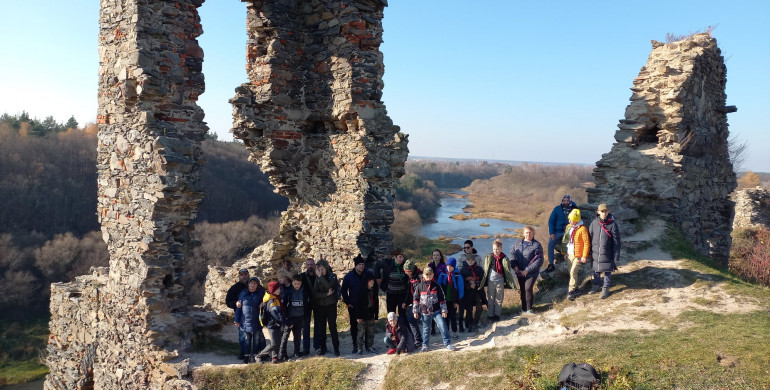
[
  {"xmin": 486, "ymin": 279, "xmax": 504, "ymax": 317},
  {"xmin": 406, "ymin": 304, "xmax": 423, "ymax": 348},
  {"xmin": 419, "ymin": 312, "xmax": 450, "ymax": 348},
  {"xmin": 548, "ymin": 236, "xmax": 558, "ymax": 266},
  {"xmin": 593, "ymin": 271, "xmax": 612, "ymax": 289},
  {"xmin": 244, "ymin": 329, "xmax": 266, "ymax": 358},
  {"xmin": 238, "ymin": 327, "xmax": 248, "ymax": 357},
  {"xmin": 302, "ymin": 308, "xmax": 317, "ymax": 353},
  {"xmin": 267, "ymin": 327, "xmax": 283, "ymax": 359},
  {"xmin": 347, "ymin": 306, "xmax": 359, "ymax": 348},
  {"xmin": 384, "ymin": 335, "xmax": 397, "ymax": 349},
  {"xmin": 283, "ymin": 316, "xmax": 303, "ymax": 356}
]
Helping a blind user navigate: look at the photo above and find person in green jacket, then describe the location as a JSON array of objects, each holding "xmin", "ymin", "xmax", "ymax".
[{"xmin": 479, "ymin": 239, "xmax": 517, "ymax": 322}]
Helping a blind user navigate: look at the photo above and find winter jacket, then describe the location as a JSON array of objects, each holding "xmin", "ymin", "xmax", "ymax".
[
  {"xmin": 412, "ymin": 280, "xmax": 447, "ymax": 316},
  {"xmin": 403, "ymin": 267, "xmax": 423, "ymax": 307},
  {"xmin": 376, "ymin": 258, "xmax": 409, "ymax": 294},
  {"xmin": 341, "ymin": 268, "xmax": 375, "ymax": 306},
  {"xmin": 285, "ymin": 286, "xmax": 310, "ymax": 318},
  {"xmin": 549, "ymin": 201, "xmax": 577, "ymax": 236},
  {"xmin": 566, "ymin": 222, "xmax": 590, "ymax": 259},
  {"xmin": 480, "ymin": 253, "xmax": 517, "ymax": 289},
  {"xmin": 459, "ymin": 260, "xmax": 484, "ymax": 290},
  {"xmin": 226, "ymin": 281, "xmax": 247, "ymax": 310},
  {"xmin": 385, "ymin": 317, "xmax": 414, "ymax": 352},
  {"xmin": 234, "ymin": 286, "xmax": 265, "ymax": 333},
  {"xmin": 589, "ymin": 214, "xmax": 621, "ymax": 272},
  {"xmin": 437, "ymin": 271, "xmax": 464, "ymax": 302},
  {"xmin": 311, "ymin": 260, "xmax": 339, "ymax": 307},
  {"xmin": 353, "ymin": 286, "xmax": 380, "ymax": 320},
  {"xmin": 510, "ymin": 239, "xmax": 544, "ymax": 278},
  {"xmin": 262, "ymin": 292, "xmax": 286, "ymax": 329}
]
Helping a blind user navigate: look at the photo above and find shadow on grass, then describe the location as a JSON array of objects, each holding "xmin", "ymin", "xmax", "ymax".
[{"xmin": 468, "ymin": 317, "xmax": 530, "ymax": 348}]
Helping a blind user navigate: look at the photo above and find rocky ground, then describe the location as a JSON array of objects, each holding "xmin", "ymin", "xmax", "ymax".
[{"xmin": 188, "ymin": 219, "xmax": 762, "ymax": 389}]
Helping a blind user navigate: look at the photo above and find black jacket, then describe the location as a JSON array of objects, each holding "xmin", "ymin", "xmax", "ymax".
[{"xmin": 589, "ymin": 214, "xmax": 621, "ymax": 272}]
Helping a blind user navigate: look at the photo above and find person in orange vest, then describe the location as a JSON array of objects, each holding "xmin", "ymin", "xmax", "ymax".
[{"xmin": 565, "ymin": 209, "xmax": 590, "ymax": 301}]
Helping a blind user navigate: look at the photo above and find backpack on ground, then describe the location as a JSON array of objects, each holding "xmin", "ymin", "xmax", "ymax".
[{"xmin": 558, "ymin": 362, "xmax": 599, "ymax": 390}]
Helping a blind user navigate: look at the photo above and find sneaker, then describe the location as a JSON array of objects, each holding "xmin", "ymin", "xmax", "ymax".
[
  {"xmin": 544, "ymin": 264, "xmax": 555, "ymax": 273},
  {"xmin": 352, "ymin": 346, "xmax": 359, "ymax": 354},
  {"xmin": 420, "ymin": 346, "xmax": 428, "ymax": 353},
  {"xmin": 387, "ymin": 348, "xmax": 397, "ymax": 355},
  {"xmin": 334, "ymin": 348, "xmax": 341, "ymax": 357},
  {"xmin": 568, "ymin": 290, "xmax": 577, "ymax": 301},
  {"xmin": 316, "ymin": 348, "xmax": 325, "ymax": 356},
  {"xmin": 589, "ymin": 285, "xmax": 601, "ymax": 294},
  {"xmin": 368, "ymin": 348, "xmax": 377, "ymax": 354},
  {"xmin": 453, "ymin": 334, "xmax": 459, "ymax": 340},
  {"xmin": 242, "ymin": 357, "xmax": 250, "ymax": 364},
  {"xmin": 446, "ymin": 344, "xmax": 455, "ymax": 351},
  {"xmin": 271, "ymin": 358, "xmax": 279, "ymax": 364},
  {"xmin": 357, "ymin": 349, "xmax": 364, "ymax": 355},
  {"xmin": 600, "ymin": 288, "xmax": 610, "ymax": 299}
]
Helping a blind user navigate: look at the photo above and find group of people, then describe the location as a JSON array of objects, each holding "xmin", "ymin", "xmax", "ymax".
[{"xmin": 225, "ymin": 197, "xmax": 621, "ymax": 362}]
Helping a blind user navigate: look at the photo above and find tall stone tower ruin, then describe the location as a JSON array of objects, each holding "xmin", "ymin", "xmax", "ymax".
[
  {"xmin": 45, "ymin": 0, "xmax": 405, "ymax": 387},
  {"xmin": 588, "ymin": 34, "xmax": 737, "ymax": 264},
  {"xmin": 204, "ymin": 0, "xmax": 407, "ymax": 312}
]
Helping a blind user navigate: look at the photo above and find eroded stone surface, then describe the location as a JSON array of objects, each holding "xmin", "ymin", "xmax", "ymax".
[
  {"xmin": 204, "ymin": 0, "xmax": 407, "ymax": 314},
  {"xmin": 588, "ymin": 34, "xmax": 737, "ymax": 264},
  {"xmin": 733, "ymin": 186, "xmax": 770, "ymax": 230}
]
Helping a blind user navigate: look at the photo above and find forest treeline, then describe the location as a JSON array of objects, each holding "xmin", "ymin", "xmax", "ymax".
[{"xmin": 0, "ymin": 113, "xmax": 288, "ymax": 312}]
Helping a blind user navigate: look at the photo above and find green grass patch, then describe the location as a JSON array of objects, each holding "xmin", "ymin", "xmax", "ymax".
[
  {"xmin": 193, "ymin": 358, "xmax": 365, "ymax": 390},
  {"xmin": 383, "ymin": 310, "xmax": 770, "ymax": 389},
  {"xmin": 0, "ymin": 313, "xmax": 50, "ymax": 385}
]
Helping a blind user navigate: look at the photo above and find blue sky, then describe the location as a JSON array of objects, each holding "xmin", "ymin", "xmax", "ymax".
[{"xmin": 1, "ymin": 1, "xmax": 768, "ymax": 171}]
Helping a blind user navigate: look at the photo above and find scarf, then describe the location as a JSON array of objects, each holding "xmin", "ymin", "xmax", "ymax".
[
  {"xmin": 567, "ymin": 221, "xmax": 584, "ymax": 256},
  {"xmin": 599, "ymin": 216, "xmax": 614, "ymax": 237},
  {"xmin": 493, "ymin": 252, "xmax": 506, "ymax": 274}
]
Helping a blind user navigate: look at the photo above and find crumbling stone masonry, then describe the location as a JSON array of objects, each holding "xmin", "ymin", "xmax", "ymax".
[
  {"xmin": 588, "ymin": 34, "xmax": 737, "ymax": 265},
  {"xmin": 46, "ymin": 0, "xmax": 405, "ymax": 387},
  {"xmin": 733, "ymin": 186, "xmax": 770, "ymax": 230},
  {"xmin": 204, "ymin": 0, "xmax": 407, "ymax": 313},
  {"xmin": 45, "ymin": 0, "xmax": 217, "ymax": 388}
]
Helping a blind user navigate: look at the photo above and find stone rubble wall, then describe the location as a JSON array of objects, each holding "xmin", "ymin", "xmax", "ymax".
[
  {"xmin": 588, "ymin": 34, "xmax": 737, "ymax": 265},
  {"xmin": 204, "ymin": 0, "xmax": 408, "ymax": 314},
  {"xmin": 733, "ymin": 186, "xmax": 770, "ymax": 230},
  {"xmin": 46, "ymin": 0, "xmax": 213, "ymax": 388}
]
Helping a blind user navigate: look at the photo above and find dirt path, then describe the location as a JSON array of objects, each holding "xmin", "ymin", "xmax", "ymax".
[{"xmin": 190, "ymin": 218, "xmax": 761, "ymax": 389}]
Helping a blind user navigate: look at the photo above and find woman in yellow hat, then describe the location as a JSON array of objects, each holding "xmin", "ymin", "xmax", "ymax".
[{"xmin": 565, "ymin": 209, "xmax": 590, "ymax": 301}]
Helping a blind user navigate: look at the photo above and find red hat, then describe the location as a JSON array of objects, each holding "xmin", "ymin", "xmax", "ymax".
[{"xmin": 268, "ymin": 280, "xmax": 280, "ymax": 295}]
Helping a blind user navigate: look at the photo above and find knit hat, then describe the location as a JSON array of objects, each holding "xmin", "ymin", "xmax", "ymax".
[
  {"xmin": 568, "ymin": 208, "xmax": 581, "ymax": 223},
  {"xmin": 446, "ymin": 257, "xmax": 457, "ymax": 268},
  {"xmin": 248, "ymin": 276, "xmax": 261, "ymax": 286},
  {"xmin": 387, "ymin": 312, "xmax": 397, "ymax": 322},
  {"xmin": 354, "ymin": 254, "xmax": 365, "ymax": 265},
  {"xmin": 267, "ymin": 280, "xmax": 280, "ymax": 295},
  {"xmin": 598, "ymin": 203, "xmax": 609, "ymax": 212},
  {"xmin": 403, "ymin": 259, "xmax": 416, "ymax": 272}
]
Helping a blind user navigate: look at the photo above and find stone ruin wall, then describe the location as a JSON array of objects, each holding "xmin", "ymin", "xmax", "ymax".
[
  {"xmin": 46, "ymin": 0, "xmax": 405, "ymax": 387},
  {"xmin": 46, "ymin": 0, "xmax": 216, "ymax": 388},
  {"xmin": 733, "ymin": 186, "xmax": 770, "ymax": 230},
  {"xmin": 588, "ymin": 34, "xmax": 737, "ymax": 264},
  {"xmin": 203, "ymin": 0, "xmax": 407, "ymax": 313}
]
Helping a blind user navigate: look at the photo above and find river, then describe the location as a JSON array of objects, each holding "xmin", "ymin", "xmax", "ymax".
[{"xmin": 419, "ymin": 189, "xmax": 526, "ymax": 259}]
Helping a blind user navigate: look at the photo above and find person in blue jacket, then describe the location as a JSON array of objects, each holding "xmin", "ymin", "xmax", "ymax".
[
  {"xmin": 233, "ymin": 276, "xmax": 266, "ymax": 364},
  {"xmin": 546, "ymin": 195, "xmax": 577, "ymax": 272},
  {"xmin": 437, "ymin": 257, "xmax": 464, "ymax": 339},
  {"xmin": 511, "ymin": 226, "xmax": 544, "ymax": 313}
]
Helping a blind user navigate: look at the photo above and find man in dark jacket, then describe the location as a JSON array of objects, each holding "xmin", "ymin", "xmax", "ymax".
[
  {"xmin": 226, "ymin": 268, "xmax": 250, "ymax": 360},
  {"xmin": 376, "ymin": 250, "xmax": 409, "ymax": 320},
  {"xmin": 588, "ymin": 203, "xmax": 621, "ymax": 299},
  {"xmin": 299, "ymin": 258, "xmax": 318, "ymax": 355},
  {"xmin": 341, "ymin": 254, "xmax": 375, "ymax": 354},
  {"xmin": 546, "ymin": 195, "xmax": 577, "ymax": 272}
]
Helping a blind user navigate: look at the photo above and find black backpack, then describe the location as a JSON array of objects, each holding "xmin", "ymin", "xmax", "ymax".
[{"xmin": 558, "ymin": 362, "xmax": 599, "ymax": 390}]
